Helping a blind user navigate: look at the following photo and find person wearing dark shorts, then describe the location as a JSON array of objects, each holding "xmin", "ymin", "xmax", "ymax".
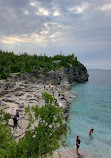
[
  {"xmin": 76, "ymin": 136, "xmax": 81, "ymax": 155},
  {"xmin": 13, "ymin": 115, "xmax": 18, "ymax": 130}
]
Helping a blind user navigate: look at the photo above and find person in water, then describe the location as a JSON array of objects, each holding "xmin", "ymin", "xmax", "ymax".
[
  {"xmin": 89, "ymin": 129, "xmax": 94, "ymax": 136},
  {"xmin": 76, "ymin": 136, "xmax": 81, "ymax": 155}
]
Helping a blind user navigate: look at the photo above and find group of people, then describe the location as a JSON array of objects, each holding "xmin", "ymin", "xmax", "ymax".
[
  {"xmin": 76, "ymin": 129, "xmax": 94, "ymax": 155},
  {"xmin": 13, "ymin": 110, "xmax": 19, "ymax": 130}
]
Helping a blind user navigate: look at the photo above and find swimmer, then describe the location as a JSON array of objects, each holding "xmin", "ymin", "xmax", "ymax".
[{"xmin": 89, "ymin": 129, "xmax": 94, "ymax": 136}]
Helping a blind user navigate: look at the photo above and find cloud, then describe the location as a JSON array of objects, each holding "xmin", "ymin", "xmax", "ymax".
[
  {"xmin": 0, "ymin": 34, "xmax": 47, "ymax": 45},
  {"xmin": 30, "ymin": 2, "xmax": 36, "ymax": 7},
  {"xmin": 0, "ymin": 21, "xmax": 66, "ymax": 45},
  {"xmin": 101, "ymin": 3, "xmax": 111, "ymax": 11},
  {"xmin": 35, "ymin": 8, "xmax": 50, "ymax": 16},
  {"xmin": 53, "ymin": 11, "xmax": 60, "ymax": 16},
  {"xmin": 24, "ymin": 10, "xmax": 30, "ymax": 15},
  {"xmin": 68, "ymin": 2, "xmax": 89, "ymax": 14}
]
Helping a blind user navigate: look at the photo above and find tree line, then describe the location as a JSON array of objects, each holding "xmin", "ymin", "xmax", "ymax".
[{"xmin": 0, "ymin": 50, "xmax": 87, "ymax": 79}]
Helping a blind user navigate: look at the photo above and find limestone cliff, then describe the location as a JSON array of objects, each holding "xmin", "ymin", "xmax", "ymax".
[{"xmin": 36, "ymin": 62, "xmax": 89, "ymax": 85}]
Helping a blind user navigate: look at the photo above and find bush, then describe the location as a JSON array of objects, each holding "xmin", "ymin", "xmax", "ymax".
[
  {"xmin": 16, "ymin": 73, "xmax": 21, "ymax": 77},
  {"xmin": 0, "ymin": 93, "xmax": 70, "ymax": 158},
  {"xmin": 0, "ymin": 72, "xmax": 8, "ymax": 79}
]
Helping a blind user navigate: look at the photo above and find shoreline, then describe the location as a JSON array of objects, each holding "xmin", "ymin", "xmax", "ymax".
[
  {"xmin": 0, "ymin": 74, "xmax": 76, "ymax": 140},
  {"xmin": 52, "ymin": 149, "xmax": 90, "ymax": 158},
  {"xmin": 0, "ymin": 73, "xmax": 90, "ymax": 157}
]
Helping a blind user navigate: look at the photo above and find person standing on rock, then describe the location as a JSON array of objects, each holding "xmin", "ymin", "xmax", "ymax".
[
  {"xmin": 58, "ymin": 92, "xmax": 60, "ymax": 97},
  {"xmin": 76, "ymin": 136, "xmax": 81, "ymax": 155},
  {"xmin": 13, "ymin": 115, "xmax": 18, "ymax": 130},
  {"xmin": 44, "ymin": 85, "xmax": 46, "ymax": 91},
  {"xmin": 52, "ymin": 87, "xmax": 54, "ymax": 94},
  {"xmin": 49, "ymin": 84, "xmax": 51, "ymax": 88},
  {"xmin": 16, "ymin": 110, "xmax": 19, "ymax": 121}
]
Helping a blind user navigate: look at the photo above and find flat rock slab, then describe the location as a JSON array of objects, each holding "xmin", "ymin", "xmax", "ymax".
[
  {"xmin": 0, "ymin": 78, "xmax": 76, "ymax": 142},
  {"xmin": 52, "ymin": 149, "xmax": 90, "ymax": 158}
]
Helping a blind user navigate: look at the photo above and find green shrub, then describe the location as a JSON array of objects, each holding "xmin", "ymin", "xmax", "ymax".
[
  {"xmin": 16, "ymin": 73, "xmax": 21, "ymax": 77},
  {"xmin": 0, "ymin": 72, "xmax": 8, "ymax": 79}
]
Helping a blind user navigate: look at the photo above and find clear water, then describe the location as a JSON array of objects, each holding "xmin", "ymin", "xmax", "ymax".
[{"xmin": 66, "ymin": 70, "xmax": 111, "ymax": 158}]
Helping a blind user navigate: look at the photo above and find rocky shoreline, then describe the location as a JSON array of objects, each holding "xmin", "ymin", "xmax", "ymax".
[
  {"xmin": 52, "ymin": 149, "xmax": 90, "ymax": 158},
  {"xmin": 0, "ymin": 72, "xmax": 77, "ymax": 141},
  {"xmin": 0, "ymin": 67, "xmax": 90, "ymax": 157},
  {"xmin": 0, "ymin": 64, "xmax": 89, "ymax": 137}
]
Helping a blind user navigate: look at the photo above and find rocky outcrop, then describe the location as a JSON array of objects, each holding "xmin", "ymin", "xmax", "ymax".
[
  {"xmin": 33, "ymin": 63, "xmax": 89, "ymax": 85},
  {"xmin": 0, "ymin": 63, "xmax": 88, "ymax": 140},
  {"xmin": 0, "ymin": 75, "xmax": 76, "ymax": 138}
]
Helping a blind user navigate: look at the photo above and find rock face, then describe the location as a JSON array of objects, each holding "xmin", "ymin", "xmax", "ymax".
[{"xmin": 35, "ymin": 64, "xmax": 89, "ymax": 85}]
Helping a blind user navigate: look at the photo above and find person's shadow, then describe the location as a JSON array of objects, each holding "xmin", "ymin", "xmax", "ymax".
[{"xmin": 77, "ymin": 154, "xmax": 83, "ymax": 158}]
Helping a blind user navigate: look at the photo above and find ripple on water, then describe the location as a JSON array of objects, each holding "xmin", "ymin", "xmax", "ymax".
[{"xmin": 66, "ymin": 70, "xmax": 111, "ymax": 158}]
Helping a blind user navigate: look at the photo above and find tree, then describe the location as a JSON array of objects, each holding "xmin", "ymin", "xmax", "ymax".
[
  {"xmin": 0, "ymin": 93, "xmax": 69, "ymax": 158},
  {"xmin": 19, "ymin": 92, "xmax": 68, "ymax": 157},
  {"xmin": 0, "ymin": 110, "xmax": 13, "ymax": 158},
  {"xmin": 0, "ymin": 109, "xmax": 11, "ymax": 124}
]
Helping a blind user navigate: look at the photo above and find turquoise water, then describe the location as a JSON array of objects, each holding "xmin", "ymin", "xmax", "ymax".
[{"xmin": 66, "ymin": 70, "xmax": 111, "ymax": 158}]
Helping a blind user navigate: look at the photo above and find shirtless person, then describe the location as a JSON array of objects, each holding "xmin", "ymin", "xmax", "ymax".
[{"xmin": 89, "ymin": 129, "xmax": 94, "ymax": 136}]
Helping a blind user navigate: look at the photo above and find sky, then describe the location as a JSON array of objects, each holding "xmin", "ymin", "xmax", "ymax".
[{"xmin": 0, "ymin": 0, "xmax": 111, "ymax": 69}]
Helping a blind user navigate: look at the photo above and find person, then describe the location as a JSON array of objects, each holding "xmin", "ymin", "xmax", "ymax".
[
  {"xmin": 55, "ymin": 98, "xmax": 57, "ymax": 104},
  {"xmin": 58, "ymin": 92, "xmax": 60, "ymax": 97},
  {"xmin": 13, "ymin": 115, "xmax": 18, "ymax": 130},
  {"xmin": 16, "ymin": 110, "xmax": 19, "ymax": 121},
  {"xmin": 76, "ymin": 136, "xmax": 81, "ymax": 155},
  {"xmin": 89, "ymin": 129, "xmax": 94, "ymax": 136},
  {"xmin": 52, "ymin": 87, "xmax": 54, "ymax": 94},
  {"xmin": 60, "ymin": 94, "xmax": 65, "ymax": 99},
  {"xmin": 44, "ymin": 85, "xmax": 45, "ymax": 91}
]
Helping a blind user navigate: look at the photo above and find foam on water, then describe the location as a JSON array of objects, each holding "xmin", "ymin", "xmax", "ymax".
[{"xmin": 66, "ymin": 70, "xmax": 111, "ymax": 158}]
